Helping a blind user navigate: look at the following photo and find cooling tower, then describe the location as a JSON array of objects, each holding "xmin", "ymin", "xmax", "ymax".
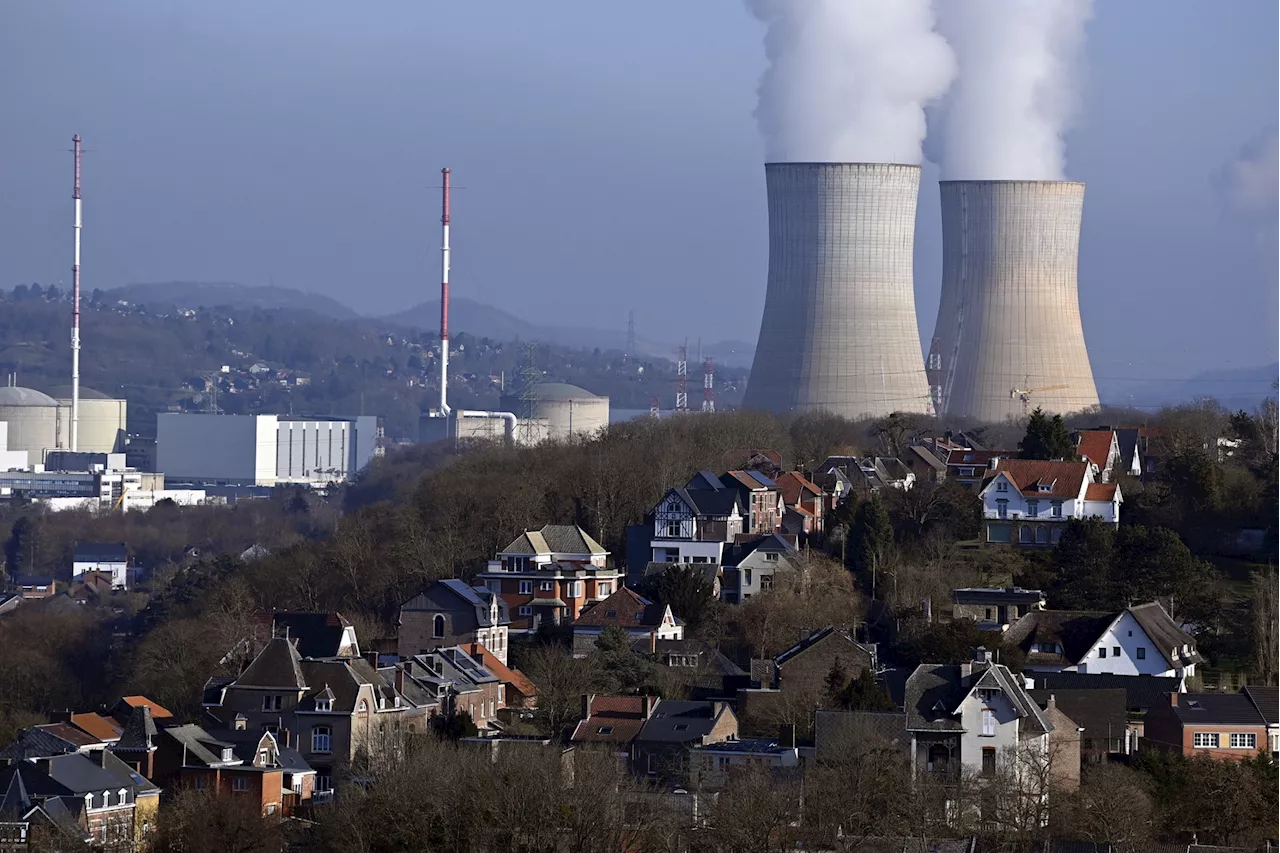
[
  {"xmin": 932, "ymin": 181, "xmax": 1099, "ymax": 422},
  {"xmin": 744, "ymin": 163, "xmax": 932, "ymax": 419}
]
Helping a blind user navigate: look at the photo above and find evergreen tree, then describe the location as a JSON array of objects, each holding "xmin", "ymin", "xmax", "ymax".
[
  {"xmin": 651, "ymin": 565, "xmax": 716, "ymax": 632},
  {"xmin": 849, "ymin": 495, "xmax": 893, "ymax": 586},
  {"xmin": 1018, "ymin": 408, "xmax": 1076, "ymax": 460},
  {"xmin": 823, "ymin": 658, "xmax": 849, "ymax": 706},
  {"xmin": 841, "ymin": 668, "xmax": 898, "ymax": 712},
  {"xmin": 4, "ymin": 516, "xmax": 39, "ymax": 576}
]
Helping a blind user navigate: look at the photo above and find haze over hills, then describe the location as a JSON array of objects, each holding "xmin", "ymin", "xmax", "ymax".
[{"xmin": 105, "ymin": 281, "xmax": 360, "ymax": 320}]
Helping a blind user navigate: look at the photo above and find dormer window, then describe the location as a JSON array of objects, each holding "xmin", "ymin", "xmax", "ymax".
[
  {"xmin": 1038, "ymin": 484, "xmax": 1052, "ymax": 493},
  {"xmin": 222, "ymin": 747, "xmax": 235, "ymax": 761},
  {"xmin": 316, "ymin": 697, "xmax": 332, "ymax": 713}
]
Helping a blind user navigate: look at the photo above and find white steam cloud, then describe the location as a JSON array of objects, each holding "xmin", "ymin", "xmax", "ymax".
[
  {"xmin": 934, "ymin": 0, "xmax": 1093, "ymax": 180},
  {"xmin": 746, "ymin": 0, "xmax": 955, "ymax": 164}
]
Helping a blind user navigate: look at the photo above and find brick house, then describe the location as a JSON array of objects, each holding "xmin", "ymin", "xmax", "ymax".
[
  {"xmin": 1242, "ymin": 685, "xmax": 1278, "ymax": 757},
  {"xmin": 399, "ymin": 579, "xmax": 511, "ymax": 664},
  {"xmin": 571, "ymin": 587, "xmax": 683, "ymax": 656},
  {"xmin": 571, "ymin": 695, "xmax": 651, "ymax": 756},
  {"xmin": 397, "ymin": 647, "xmax": 506, "ymax": 728},
  {"xmin": 979, "ymin": 459, "xmax": 1122, "ymax": 547},
  {"xmin": 466, "ymin": 643, "xmax": 537, "ymax": 708},
  {"xmin": 9, "ymin": 574, "xmax": 57, "ymax": 600},
  {"xmin": 633, "ymin": 699, "xmax": 739, "ymax": 786},
  {"xmin": 476, "ymin": 524, "xmax": 621, "ymax": 631},
  {"xmin": 952, "ymin": 587, "xmax": 1046, "ymax": 629},
  {"xmin": 1144, "ymin": 691, "xmax": 1269, "ymax": 761},
  {"xmin": 719, "ymin": 470, "xmax": 783, "ymax": 535},
  {"xmin": 775, "ymin": 471, "xmax": 826, "ymax": 535},
  {"xmin": 738, "ymin": 627, "xmax": 876, "ymax": 736}
]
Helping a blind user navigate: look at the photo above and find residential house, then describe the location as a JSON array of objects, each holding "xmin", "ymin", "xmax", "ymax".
[
  {"xmin": 634, "ymin": 637, "xmax": 748, "ymax": 699},
  {"xmin": 719, "ymin": 470, "xmax": 783, "ymax": 535},
  {"xmin": 952, "ymin": 587, "xmax": 1046, "ymax": 630},
  {"xmin": 0, "ymin": 750, "xmax": 160, "ymax": 851},
  {"xmin": 258, "ymin": 611, "xmax": 361, "ymax": 660},
  {"xmin": 203, "ymin": 637, "xmax": 424, "ymax": 796},
  {"xmin": 465, "ymin": 643, "xmax": 537, "ymax": 708},
  {"xmin": 1025, "ymin": 672, "xmax": 1181, "ymax": 743},
  {"xmin": 640, "ymin": 561, "xmax": 721, "ymax": 601},
  {"xmin": 630, "ymin": 479, "xmax": 746, "ymax": 574},
  {"xmin": 775, "ymin": 471, "xmax": 826, "ymax": 536},
  {"xmin": 63, "ymin": 714, "xmax": 123, "ymax": 746},
  {"xmin": 689, "ymin": 731, "xmax": 802, "ymax": 791},
  {"xmin": 1003, "ymin": 602, "xmax": 1201, "ymax": 683},
  {"xmin": 8, "ymin": 575, "xmax": 56, "ymax": 601},
  {"xmin": 719, "ymin": 533, "xmax": 801, "ymax": 605},
  {"xmin": 633, "ymin": 699, "xmax": 738, "ymax": 786},
  {"xmin": 476, "ymin": 524, "xmax": 621, "ymax": 631},
  {"xmin": 1242, "ymin": 685, "xmax": 1278, "ymax": 757},
  {"xmin": 1113, "ymin": 428, "xmax": 1145, "ymax": 479},
  {"xmin": 571, "ymin": 695, "xmax": 651, "ymax": 756},
  {"xmin": 1143, "ymin": 692, "xmax": 1269, "ymax": 761},
  {"xmin": 979, "ymin": 459, "xmax": 1122, "ymax": 546},
  {"xmin": 0, "ymin": 725, "xmax": 105, "ymax": 761},
  {"xmin": 901, "ymin": 444, "xmax": 948, "ymax": 485},
  {"xmin": 1028, "ymin": 688, "xmax": 1129, "ymax": 760},
  {"xmin": 399, "ymin": 579, "xmax": 511, "ymax": 664},
  {"xmin": 398, "ymin": 647, "xmax": 505, "ymax": 728},
  {"xmin": 720, "ymin": 449, "xmax": 783, "ymax": 480},
  {"xmin": 0, "ymin": 592, "xmax": 23, "ymax": 617},
  {"xmin": 946, "ymin": 450, "xmax": 1009, "ymax": 490},
  {"xmin": 739, "ymin": 627, "xmax": 876, "ymax": 736},
  {"xmin": 1074, "ymin": 430, "xmax": 1120, "ymax": 483},
  {"xmin": 72, "ymin": 542, "xmax": 128, "ymax": 589},
  {"xmin": 570, "ymin": 588, "xmax": 683, "ymax": 657}
]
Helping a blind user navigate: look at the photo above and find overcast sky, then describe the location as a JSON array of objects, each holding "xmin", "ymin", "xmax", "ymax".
[{"xmin": 1, "ymin": 0, "xmax": 1275, "ymax": 389}]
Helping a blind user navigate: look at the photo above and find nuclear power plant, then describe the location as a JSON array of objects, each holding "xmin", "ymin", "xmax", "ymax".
[
  {"xmin": 929, "ymin": 180, "xmax": 1099, "ymax": 422},
  {"xmin": 744, "ymin": 163, "xmax": 933, "ymax": 419}
]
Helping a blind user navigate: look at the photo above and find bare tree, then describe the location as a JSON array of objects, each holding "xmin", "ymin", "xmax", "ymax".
[
  {"xmin": 1063, "ymin": 763, "xmax": 1154, "ymax": 852},
  {"xmin": 1251, "ymin": 565, "xmax": 1279, "ymax": 684},
  {"xmin": 523, "ymin": 643, "xmax": 603, "ymax": 739},
  {"xmin": 700, "ymin": 762, "xmax": 802, "ymax": 853}
]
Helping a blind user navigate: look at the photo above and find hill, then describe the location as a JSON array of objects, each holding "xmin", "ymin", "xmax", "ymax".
[
  {"xmin": 105, "ymin": 282, "xmax": 360, "ymax": 320},
  {"xmin": 1097, "ymin": 363, "xmax": 1277, "ymax": 411}
]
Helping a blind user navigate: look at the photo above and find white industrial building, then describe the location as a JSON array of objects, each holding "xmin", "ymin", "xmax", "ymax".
[
  {"xmin": 156, "ymin": 413, "xmax": 382, "ymax": 487},
  {"xmin": 0, "ymin": 423, "xmax": 29, "ymax": 471},
  {"xmin": 0, "ymin": 384, "xmax": 128, "ymax": 464}
]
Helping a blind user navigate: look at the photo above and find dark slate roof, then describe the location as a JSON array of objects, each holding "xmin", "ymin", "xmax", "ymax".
[
  {"xmin": 775, "ymin": 627, "xmax": 876, "ymax": 669},
  {"xmin": 73, "ymin": 542, "xmax": 127, "ymax": 563},
  {"xmin": 685, "ymin": 471, "xmax": 725, "ymax": 491},
  {"xmin": 0, "ymin": 762, "xmax": 70, "ymax": 809},
  {"xmin": 720, "ymin": 533, "xmax": 797, "ymax": 568},
  {"xmin": 202, "ymin": 675, "xmax": 236, "ymax": 707},
  {"xmin": 236, "ymin": 636, "xmax": 308, "ymax": 690},
  {"xmin": 266, "ymin": 612, "xmax": 353, "ymax": 659},
  {"xmin": 1003, "ymin": 610, "xmax": 1113, "ymax": 667},
  {"xmin": 438, "ymin": 579, "xmax": 508, "ymax": 629},
  {"xmin": 11, "ymin": 574, "xmax": 55, "ymax": 587},
  {"xmin": 42, "ymin": 752, "xmax": 136, "ymax": 796},
  {"xmin": 905, "ymin": 664, "xmax": 1051, "ymax": 736},
  {"xmin": 0, "ymin": 728, "xmax": 83, "ymax": 762},
  {"xmin": 1243, "ymin": 685, "xmax": 1279, "ymax": 725},
  {"xmin": 112, "ymin": 705, "xmax": 157, "ymax": 752},
  {"xmin": 637, "ymin": 699, "xmax": 730, "ymax": 744},
  {"xmin": 814, "ymin": 710, "xmax": 911, "ymax": 756},
  {"xmin": 1115, "ymin": 428, "xmax": 1141, "ymax": 471},
  {"xmin": 1029, "ymin": 672, "xmax": 1181, "ymax": 712},
  {"xmin": 677, "ymin": 487, "xmax": 742, "ymax": 519},
  {"xmin": 161, "ymin": 725, "xmax": 241, "ymax": 768},
  {"xmin": 905, "ymin": 444, "xmax": 947, "ymax": 472},
  {"xmin": 1169, "ymin": 693, "xmax": 1267, "ymax": 726},
  {"xmin": 953, "ymin": 587, "xmax": 1045, "ymax": 606},
  {"xmin": 1028, "ymin": 689, "xmax": 1128, "ymax": 742},
  {"xmin": 635, "ymin": 638, "xmax": 747, "ymax": 677},
  {"xmin": 1128, "ymin": 602, "xmax": 1202, "ymax": 666}
]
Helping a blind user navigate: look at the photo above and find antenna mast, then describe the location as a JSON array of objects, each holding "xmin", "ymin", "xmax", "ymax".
[
  {"xmin": 675, "ymin": 342, "xmax": 688, "ymax": 411},
  {"xmin": 71, "ymin": 134, "xmax": 82, "ymax": 451},
  {"xmin": 702, "ymin": 357, "xmax": 715, "ymax": 413},
  {"xmin": 439, "ymin": 167, "xmax": 452, "ymax": 416}
]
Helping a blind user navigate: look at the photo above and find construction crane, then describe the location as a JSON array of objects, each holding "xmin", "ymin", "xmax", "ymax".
[
  {"xmin": 112, "ymin": 487, "xmax": 130, "ymax": 512},
  {"xmin": 1010, "ymin": 383, "xmax": 1069, "ymax": 414}
]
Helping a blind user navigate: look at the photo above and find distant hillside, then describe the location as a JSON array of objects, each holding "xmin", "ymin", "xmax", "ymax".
[
  {"xmin": 106, "ymin": 282, "xmax": 359, "ymax": 320},
  {"xmin": 1097, "ymin": 362, "xmax": 1277, "ymax": 410}
]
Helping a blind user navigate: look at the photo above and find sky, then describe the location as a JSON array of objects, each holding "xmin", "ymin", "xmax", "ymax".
[{"xmin": 1, "ymin": 0, "xmax": 1276, "ymax": 392}]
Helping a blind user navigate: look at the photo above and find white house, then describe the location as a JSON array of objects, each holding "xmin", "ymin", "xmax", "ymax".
[
  {"xmin": 978, "ymin": 459, "xmax": 1122, "ymax": 547},
  {"xmin": 72, "ymin": 542, "xmax": 128, "ymax": 589},
  {"xmin": 1005, "ymin": 602, "xmax": 1202, "ymax": 686},
  {"xmin": 646, "ymin": 486, "xmax": 745, "ymax": 566}
]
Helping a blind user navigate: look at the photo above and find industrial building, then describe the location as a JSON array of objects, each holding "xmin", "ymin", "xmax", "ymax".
[
  {"xmin": 744, "ymin": 163, "xmax": 933, "ymax": 419},
  {"xmin": 0, "ymin": 385, "xmax": 61, "ymax": 464},
  {"xmin": 0, "ymin": 423, "xmax": 28, "ymax": 471},
  {"xmin": 46, "ymin": 385, "xmax": 127, "ymax": 453},
  {"xmin": 155, "ymin": 413, "xmax": 382, "ymax": 487},
  {"xmin": 499, "ymin": 383, "xmax": 610, "ymax": 440},
  {"xmin": 930, "ymin": 181, "xmax": 1100, "ymax": 421}
]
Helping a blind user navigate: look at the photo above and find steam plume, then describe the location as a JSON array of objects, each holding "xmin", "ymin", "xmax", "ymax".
[
  {"xmin": 934, "ymin": 0, "xmax": 1093, "ymax": 180},
  {"xmin": 746, "ymin": 0, "xmax": 954, "ymax": 163}
]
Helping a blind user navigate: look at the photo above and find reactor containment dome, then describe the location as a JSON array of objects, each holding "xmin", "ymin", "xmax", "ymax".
[
  {"xmin": 929, "ymin": 180, "xmax": 1099, "ymax": 421},
  {"xmin": 744, "ymin": 162, "xmax": 933, "ymax": 419},
  {"xmin": 0, "ymin": 386, "xmax": 60, "ymax": 464}
]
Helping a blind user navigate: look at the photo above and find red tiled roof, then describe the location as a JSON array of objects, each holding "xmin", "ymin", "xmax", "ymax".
[
  {"xmin": 1084, "ymin": 483, "xmax": 1118, "ymax": 501},
  {"xmin": 575, "ymin": 588, "xmax": 668, "ymax": 630},
  {"xmin": 571, "ymin": 696, "xmax": 647, "ymax": 743},
  {"xmin": 468, "ymin": 644, "xmax": 537, "ymax": 701},
  {"xmin": 990, "ymin": 460, "xmax": 1088, "ymax": 499},
  {"xmin": 120, "ymin": 696, "xmax": 173, "ymax": 719},
  {"xmin": 775, "ymin": 471, "xmax": 822, "ymax": 506},
  {"xmin": 1076, "ymin": 431, "xmax": 1115, "ymax": 469},
  {"xmin": 69, "ymin": 713, "xmax": 123, "ymax": 742}
]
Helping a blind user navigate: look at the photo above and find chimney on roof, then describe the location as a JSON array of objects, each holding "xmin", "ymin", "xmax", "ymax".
[
  {"xmin": 643, "ymin": 694, "xmax": 657, "ymax": 719},
  {"xmin": 778, "ymin": 723, "xmax": 796, "ymax": 749},
  {"xmin": 649, "ymin": 631, "xmax": 657, "ymax": 655},
  {"xmin": 1168, "ymin": 692, "xmax": 1178, "ymax": 707},
  {"xmin": 988, "ymin": 457, "xmax": 1000, "ymax": 470},
  {"xmin": 581, "ymin": 694, "xmax": 594, "ymax": 722}
]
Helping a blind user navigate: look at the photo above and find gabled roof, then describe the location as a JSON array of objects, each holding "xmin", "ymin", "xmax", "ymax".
[
  {"xmin": 261, "ymin": 611, "xmax": 355, "ymax": 659},
  {"xmin": 0, "ymin": 728, "xmax": 82, "ymax": 762},
  {"xmin": 500, "ymin": 524, "xmax": 607, "ymax": 557},
  {"xmin": 235, "ymin": 637, "xmax": 308, "ymax": 690},
  {"xmin": 161, "ymin": 724, "xmax": 241, "ymax": 768},
  {"xmin": 1126, "ymin": 602, "xmax": 1202, "ymax": 667},
  {"xmin": 574, "ymin": 587, "xmax": 675, "ymax": 631},
  {"xmin": 1168, "ymin": 693, "xmax": 1267, "ymax": 726},
  {"xmin": 427, "ymin": 579, "xmax": 509, "ymax": 629},
  {"xmin": 721, "ymin": 533, "xmax": 798, "ymax": 568},
  {"xmin": 637, "ymin": 699, "xmax": 734, "ymax": 744},
  {"xmin": 1003, "ymin": 609, "xmax": 1113, "ymax": 666},
  {"xmin": 984, "ymin": 460, "xmax": 1089, "ymax": 500},
  {"xmin": 635, "ymin": 638, "xmax": 747, "ymax": 677},
  {"xmin": 774, "ymin": 627, "xmax": 875, "ymax": 670},
  {"xmin": 905, "ymin": 444, "xmax": 947, "ymax": 472},
  {"xmin": 43, "ymin": 752, "xmax": 143, "ymax": 796},
  {"xmin": 905, "ymin": 663, "xmax": 1052, "ymax": 735},
  {"xmin": 952, "ymin": 587, "xmax": 1045, "ymax": 607},
  {"xmin": 468, "ymin": 644, "xmax": 537, "ymax": 700},
  {"xmin": 73, "ymin": 542, "xmax": 127, "ymax": 563},
  {"xmin": 116, "ymin": 696, "xmax": 173, "ymax": 721},
  {"xmin": 1243, "ymin": 685, "xmax": 1279, "ymax": 725},
  {"xmin": 1115, "ymin": 428, "xmax": 1141, "ymax": 470},
  {"xmin": 1027, "ymin": 688, "xmax": 1127, "ymax": 741},
  {"xmin": 722, "ymin": 470, "xmax": 777, "ymax": 491},
  {"xmin": 775, "ymin": 471, "xmax": 823, "ymax": 506},
  {"xmin": 1084, "ymin": 483, "xmax": 1119, "ymax": 501},
  {"xmin": 1030, "ymin": 672, "xmax": 1180, "ymax": 712},
  {"xmin": 571, "ymin": 696, "xmax": 647, "ymax": 744},
  {"xmin": 946, "ymin": 450, "xmax": 1004, "ymax": 469},
  {"xmin": 667, "ymin": 486, "xmax": 743, "ymax": 519},
  {"xmin": 69, "ymin": 713, "xmax": 122, "ymax": 744},
  {"xmin": 685, "ymin": 470, "xmax": 725, "ymax": 491},
  {"xmin": 1075, "ymin": 430, "xmax": 1116, "ymax": 470}
]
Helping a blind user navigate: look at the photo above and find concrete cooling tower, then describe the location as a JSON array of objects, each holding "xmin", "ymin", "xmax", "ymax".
[
  {"xmin": 744, "ymin": 163, "xmax": 932, "ymax": 419},
  {"xmin": 930, "ymin": 181, "xmax": 1099, "ymax": 422}
]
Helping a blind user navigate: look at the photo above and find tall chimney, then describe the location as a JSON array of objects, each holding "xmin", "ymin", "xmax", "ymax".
[
  {"xmin": 71, "ymin": 134, "xmax": 83, "ymax": 451},
  {"xmin": 744, "ymin": 163, "xmax": 932, "ymax": 419},
  {"xmin": 439, "ymin": 167, "xmax": 452, "ymax": 417}
]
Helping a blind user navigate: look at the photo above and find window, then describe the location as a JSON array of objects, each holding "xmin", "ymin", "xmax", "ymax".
[
  {"xmin": 1035, "ymin": 526, "xmax": 1050, "ymax": 544},
  {"xmin": 193, "ymin": 776, "xmax": 209, "ymax": 791},
  {"xmin": 518, "ymin": 605, "xmax": 532, "ymax": 616},
  {"xmin": 996, "ymin": 500, "xmax": 1008, "ymax": 519},
  {"xmin": 744, "ymin": 569, "xmax": 753, "ymax": 585},
  {"xmin": 315, "ymin": 696, "xmax": 332, "ymax": 713},
  {"xmin": 1112, "ymin": 646, "xmax": 1121, "ymax": 657},
  {"xmin": 985, "ymin": 608, "xmax": 993, "ymax": 620},
  {"xmin": 716, "ymin": 756, "xmax": 731, "ymax": 772},
  {"xmin": 981, "ymin": 708, "xmax": 996, "ymax": 736},
  {"xmin": 760, "ymin": 575, "xmax": 773, "ymax": 591},
  {"xmin": 996, "ymin": 481, "xmax": 1008, "ymax": 492},
  {"xmin": 1019, "ymin": 526, "xmax": 1033, "ymax": 544},
  {"xmin": 118, "ymin": 789, "xmax": 127, "ymax": 806},
  {"xmin": 232, "ymin": 777, "xmax": 250, "ymax": 793},
  {"xmin": 263, "ymin": 695, "xmax": 282, "ymax": 712},
  {"xmin": 962, "ymin": 467, "xmax": 975, "ymax": 477},
  {"xmin": 316, "ymin": 774, "xmax": 332, "ymax": 793},
  {"xmin": 433, "ymin": 614, "xmax": 446, "ymax": 638},
  {"xmin": 1098, "ymin": 647, "xmax": 1107, "ymax": 658},
  {"xmin": 1230, "ymin": 733, "xmax": 1257, "ymax": 749},
  {"xmin": 540, "ymin": 580, "xmax": 554, "ymax": 592},
  {"xmin": 568, "ymin": 581, "xmax": 582, "ymax": 598},
  {"xmin": 104, "ymin": 790, "xmax": 112, "ymax": 807},
  {"xmin": 1193, "ymin": 732, "xmax": 1219, "ymax": 748},
  {"xmin": 981, "ymin": 747, "xmax": 996, "ymax": 776},
  {"xmin": 519, "ymin": 580, "xmax": 533, "ymax": 595},
  {"xmin": 664, "ymin": 519, "xmax": 681, "ymax": 537},
  {"xmin": 1136, "ymin": 647, "xmax": 1146, "ymax": 660},
  {"xmin": 1026, "ymin": 500, "xmax": 1039, "ymax": 518},
  {"xmin": 312, "ymin": 727, "xmax": 332, "ymax": 754},
  {"xmin": 598, "ymin": 583, "xmax": 611, "ymax": 596},
  {"xmin": 1051, "ymin": 501, "xmax": 1063, "ymax": 518},
  {"xmin": 358, "ymin": 700, "xmax": 368, "ymax": 713},
  {"xmin": 597, "ymin": 726, "xmax": 614, "ymax": 735},
  {"xmin": 765, "ymin": 552, "xmax": 779, "ymax": 562},
  {"xmin": 292, "ymin": 777, "xmax": 303, "ymax": 794}
]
